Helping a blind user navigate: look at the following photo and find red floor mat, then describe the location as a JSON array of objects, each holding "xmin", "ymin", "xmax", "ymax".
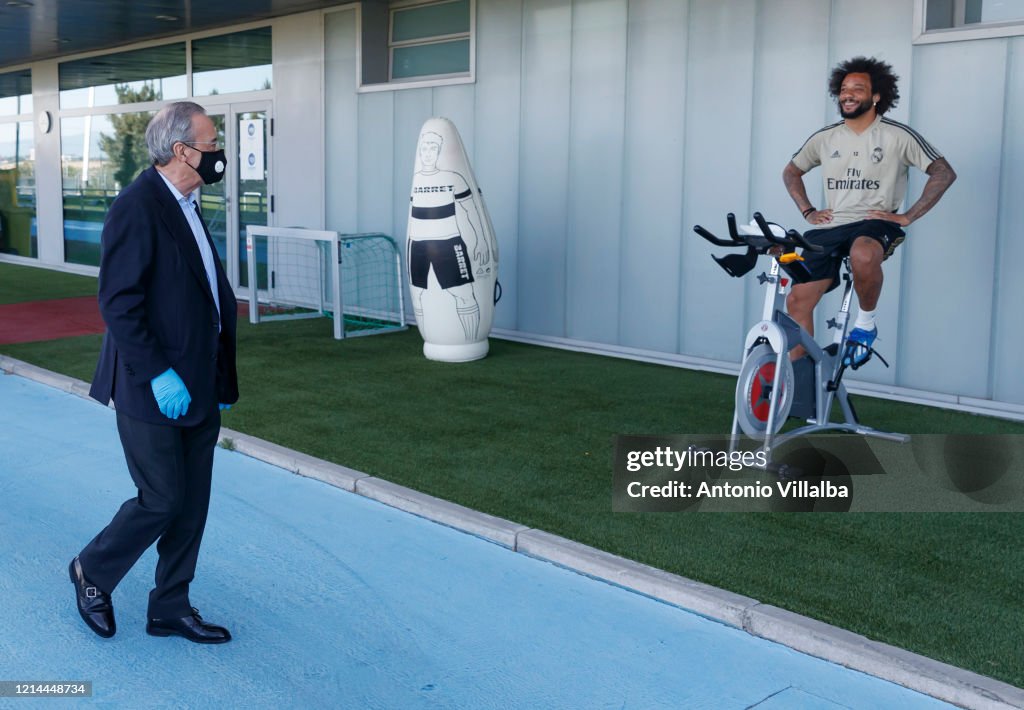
[{"xmin": 0, "ymin": 297, "xmax": 106, "ymax": 345}]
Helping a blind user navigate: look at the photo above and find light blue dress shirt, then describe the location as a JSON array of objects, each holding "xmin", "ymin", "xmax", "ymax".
[{"xmin": 157, "ymin": 171, "xmax": 221, "ymax": 331}]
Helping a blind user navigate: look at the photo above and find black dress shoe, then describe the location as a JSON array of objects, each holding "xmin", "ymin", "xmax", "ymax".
[
  {"xmin": 147, "ymin": 608, "xmax": 231, "ymax": 644},
  {"xmin": 68, "ymin": 557, "xmax": 115, "ymax": 638}
]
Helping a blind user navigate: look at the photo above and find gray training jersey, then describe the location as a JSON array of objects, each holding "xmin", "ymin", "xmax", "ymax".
[{"xmin": 791, "ymin": 115, "xmax": 942, "ymax": 227}]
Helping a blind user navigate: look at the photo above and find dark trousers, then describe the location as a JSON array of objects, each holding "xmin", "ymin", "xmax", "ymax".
[{"xmin": 78, "ymin": 408, "xmax": 221, "ymax": 618}]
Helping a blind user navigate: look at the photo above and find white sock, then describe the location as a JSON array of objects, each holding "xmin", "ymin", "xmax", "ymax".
[{"xmin": 854, "ymin": 308, "xmax": 876, "ymax": 331}]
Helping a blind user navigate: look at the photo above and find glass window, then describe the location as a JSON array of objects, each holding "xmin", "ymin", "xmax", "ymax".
[
  {"xmin": 389, "ymin": 0, "xmax": 471, "ymax": 81},
  {"xmin": 392, "ymin": 0, "xmax": 470, "ymax": 41},
  {"xmin": 192, "ymin": 28, "xmax": 273, "ymax": 96},
  {"xmin": 0, "ymin": 121, "xmax": 36, "ymax": 258},
  {"xmin": 61, "ymin": 111, "xmax": 154, "ymax": 266},
  {"xmin": 392, "ymin": 39, "xmax": 471, "ymax": 80},
  {"xmin": 0, "ymin": 69, "xmax": 32, "ymax": 117},
  {"xmin": 924, "ymin": 0, "xmax": 1024, "ymax": 31},
  {"xmin": 59, "ymin": 44, "xmax": 186, "ymax": 109}
]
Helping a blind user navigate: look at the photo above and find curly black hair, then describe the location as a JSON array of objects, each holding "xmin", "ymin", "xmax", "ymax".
[{"xmin": 828, "ymin": 56, "xmax": 900, "ymax": 115}]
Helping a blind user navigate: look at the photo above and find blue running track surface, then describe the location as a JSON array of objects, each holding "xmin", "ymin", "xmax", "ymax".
[{"xmin": 0, "ymin": 373, "xmax": 953, "ymax": 709}]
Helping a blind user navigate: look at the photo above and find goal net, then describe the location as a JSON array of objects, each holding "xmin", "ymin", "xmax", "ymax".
[{"xmin": 245, "ymin": 226, "xmax": 406, "ymax": 339}]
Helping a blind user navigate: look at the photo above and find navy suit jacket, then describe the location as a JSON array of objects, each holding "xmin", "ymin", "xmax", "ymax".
[{"xmin": 89, "ymin": 166, "xmax": 239, "ymax": 426}]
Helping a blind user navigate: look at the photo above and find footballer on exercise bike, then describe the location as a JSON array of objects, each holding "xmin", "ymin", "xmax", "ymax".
[{"xmin": 782, "ymin": 56, "xmax": 956, "ymax": 367}]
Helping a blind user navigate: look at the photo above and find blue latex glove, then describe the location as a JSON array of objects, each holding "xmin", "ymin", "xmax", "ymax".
[
  {"xmin": 219, "ymin": 403, "xmax": 232, "ymax": 411},
  {"xmin": 151, "ymin": 368, "xmax": 191, "ymax": 420}
]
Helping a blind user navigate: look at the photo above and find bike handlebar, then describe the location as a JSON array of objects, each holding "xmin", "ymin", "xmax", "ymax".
[{"xmin": 693, "ymin": 212, "xmax": 824, "ymax": 253}]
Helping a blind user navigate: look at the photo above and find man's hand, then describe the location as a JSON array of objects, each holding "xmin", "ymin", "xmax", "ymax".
[
  {"xmin": 783, "ymin": 162, "xmax": 834, "ymax": 227},
  {"xmin": 151, "ymin": 368, "xmax": 191, "ymax": 419},
  {"xmin": 889, "ymin": 158, "xmax": 956, "ymax": 226},
  {"xmin": 867, "ymin": 211, "xmax": 912, "ymax": 226},
  {"xmin": 806, "ymin": 209, "xmax": 834, "ymax": 225}
]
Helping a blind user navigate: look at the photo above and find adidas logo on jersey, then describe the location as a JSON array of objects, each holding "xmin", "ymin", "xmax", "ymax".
[{"xmin": 830, "ymin": 150, "xmax": 841, "ymax": 159}]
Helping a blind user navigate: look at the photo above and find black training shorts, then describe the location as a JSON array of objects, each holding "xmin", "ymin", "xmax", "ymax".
[{"xmin": 801, "ymin": 219, "xmax": 905, "ymax": 292}]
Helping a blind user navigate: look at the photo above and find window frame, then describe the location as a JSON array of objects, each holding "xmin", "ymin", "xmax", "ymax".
[
  {"xmin": 52, "ymin": 19, "xmax": 275, "ymax": 118},
  {"xmin": 191, "ymin": 26, "xmax": 274, "ymax": 98},
  {"xmin": 913, "ymin": 0, "xmax": 1024, "ymax": 44},
  {"xmin": 0, "ymin": 65, "xmax": 38, "ymax": 261},
  {"xmin": 0, "ymin": 66, "xmax": 34, "ymax": 119},
  {"xmin": 354, "ymin": 0, "xmax": 476, "ymax": 93}
]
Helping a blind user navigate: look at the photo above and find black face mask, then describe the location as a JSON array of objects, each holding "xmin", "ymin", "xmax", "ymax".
[{"xmin": 184, "ymin": 144, "xmax": 227, "ymax": 185}]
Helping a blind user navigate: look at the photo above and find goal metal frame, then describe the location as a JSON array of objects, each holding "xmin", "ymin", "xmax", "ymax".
[{"xmin": 245, "ymin": 225, "xmax": 406, "ymax": 340}]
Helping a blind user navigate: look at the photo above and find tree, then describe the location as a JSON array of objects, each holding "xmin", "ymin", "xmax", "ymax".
[{"xmin": 98, "ymin": 83, "xmax": 158, "ymax": 190}]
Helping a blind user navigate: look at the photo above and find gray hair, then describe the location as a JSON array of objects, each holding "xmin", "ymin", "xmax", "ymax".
[{"xmin": 145, "ymin": 101, "xmax": 207, "ymax": 166}]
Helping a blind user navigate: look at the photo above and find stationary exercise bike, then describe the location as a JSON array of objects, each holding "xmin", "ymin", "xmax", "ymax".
[{"xmin": 693, "ymin": 212, "xmax": 909, "ymax": 464}]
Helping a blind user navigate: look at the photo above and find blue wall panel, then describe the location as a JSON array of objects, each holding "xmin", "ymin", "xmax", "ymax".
[
  {"xmin": 392, "ymin": 87, "xmax": 433, "ymax": 251},
  {"xmin": 901, "ymin": 40, "xmax": 1007, "ymax": 397},
  {"xmin": 618, "ymin": 0, "xmax": 688, "ymax": 353},
  {"xmin": 829, "ymin": 0, "xmax": 916, "ymax": 122},
  {"xmin": 746, "ymin": 0, "xmax": 831, "ymax": 357},
  {"xmin": 433, "ymin": 84, "xmax": 476, "ymax": 158},
  {"xmin": 517, "ymin": 0, "xmax": 572, "ymax": 336},
  {"xmin": 324, "ymin": 9, "xmax": 359, "ymax": 235},
  {"xmin": 565, "ymin": 0, "xmax": 627, "ymax": 344},
  {"xmin": 679, "ymin": 0, "xmax": 757, "ymax": 359},
  {"xmin": 826, "ymin": 0, "xmax": 916, "ymax": 387},
  {"xmin": 991, "ymin": 37, "xmax": 1024, "ymax": 404},
  {"xmin": 391, "ymin": 89, "xmax": 433, "ymax": 316},
  {"xmin": 474, "ymin": 0, "xmax": 523, "ymax": 330},
  {"xmin": 357, "ymin": 90, "xmax": 395, "ymax": 235}
]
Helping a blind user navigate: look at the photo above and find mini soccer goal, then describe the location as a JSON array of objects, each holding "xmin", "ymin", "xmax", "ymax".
[{"xmin": 245, "ymin": 226, "xmax": 406, "ymax": 340}]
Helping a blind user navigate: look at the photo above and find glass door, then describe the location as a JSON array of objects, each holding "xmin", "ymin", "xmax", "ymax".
[
  {"xmin": 232, "ymin": 101, "xmax": 272, "ymax": 292},
  {"xmin": 203, "ymin": 112, "xmax": 230, "ymax": 275},
  {"xmin": 200, "ymin": 100, "xmax": 272, "ymax": 294}
]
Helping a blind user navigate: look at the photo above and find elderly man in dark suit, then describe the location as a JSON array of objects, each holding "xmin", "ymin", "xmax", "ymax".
[{"xmin": 70, "ymin": 101, "xmax": 239, "ymax": 644}]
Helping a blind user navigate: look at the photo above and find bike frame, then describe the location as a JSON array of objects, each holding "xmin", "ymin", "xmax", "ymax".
[{"xmin": 693, "ymin": 213, "xmax": 909, "ymax": 467}]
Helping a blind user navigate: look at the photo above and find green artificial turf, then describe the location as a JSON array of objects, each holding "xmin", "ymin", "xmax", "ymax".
[
  {"xmin": 2, "ymin": 263, "xmax": 1022, "ymax": 688},
  {"xmin": 0, "ymin": 262, "xmax": 98, "ymax": 305}
]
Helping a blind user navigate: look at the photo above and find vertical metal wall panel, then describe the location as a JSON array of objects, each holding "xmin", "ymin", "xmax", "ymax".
[
  {"xmin": 991, "ymin": 37, "xmax": 1024, "ymax": 404},
  {"xmin": 433, "ymin": 85, "xmax": 476, "ymax": 157},
  {"xmin": 357, "ymin": 90, "xmax": 395, "ymax": 235},
  {"xmin": 679, "ymin": 0, "xmax": 757, "ymax": 359},
  {"xmin": 900, "ymin": 40, "xmax": 1006, "ymax": 398},
  {"xmin": 306, "ymin": 0, "xmax": 1019, "ymax": 411},
  {"xmin": 828, "ymin": 0, "xmax": 915, "ymax": 117},
  {"xmin": 746, "ymin": 0, "xmax": 831, "ymax": 362},
  {"xmin": 565, "ymin": 0, "xmax": 627, "ymax": 344},
  {"xmin": 324, "ymin": 8, "xmax": 359, "ymax": 235},
  {"xmin": 826, "ymin": 0, "xmax": 916, "ymax": 387},
  {"xmin": 273, "ymin": 12, "xmax": 325, "ymax": 230},
  {"xmin": 618, "ymin": 0, "xmax": 688, "ymax": 353},
  {"xmin": 473, "ymin": 0, "xmax": 523, "ymax": 330},
  {"xmin": 517, "ymin": 0, "xmax": 572, "ymax": 336},
  {"xmin": 392, "ymin": 88, "xmax": 433, "ymax": 254},
  {"xmin": 392, "ymin": 89, "xmax": 433, "ymax": 317}
]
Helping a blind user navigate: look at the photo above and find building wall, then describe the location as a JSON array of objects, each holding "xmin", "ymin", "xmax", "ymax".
[
  {"xmin": 5, "ymin": 0, "xmax": 1020, "ymax": 412},
  {"xmin": 321, "ymin": 0, "xmax": 1024, "ymax": 410}
]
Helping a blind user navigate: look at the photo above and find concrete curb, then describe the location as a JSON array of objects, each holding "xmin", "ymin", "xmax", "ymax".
[
  {"xmin": 218, "ymin": 428, "xmax": 368, "ymax": 493},
  {"xmin": 743, "ymin": 605, "xmax": 1021, "ymax": 710},
  {"xmin": 3, "ymin": 356, "xmax": 1022, "ymax": 710},
  {"xmin": 354, "ymin": 477, "xmax": 529, "ymax": 550},
  {"xmin": 515, "ymin": 529, "xmax": 759, "ymax": 630}
]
